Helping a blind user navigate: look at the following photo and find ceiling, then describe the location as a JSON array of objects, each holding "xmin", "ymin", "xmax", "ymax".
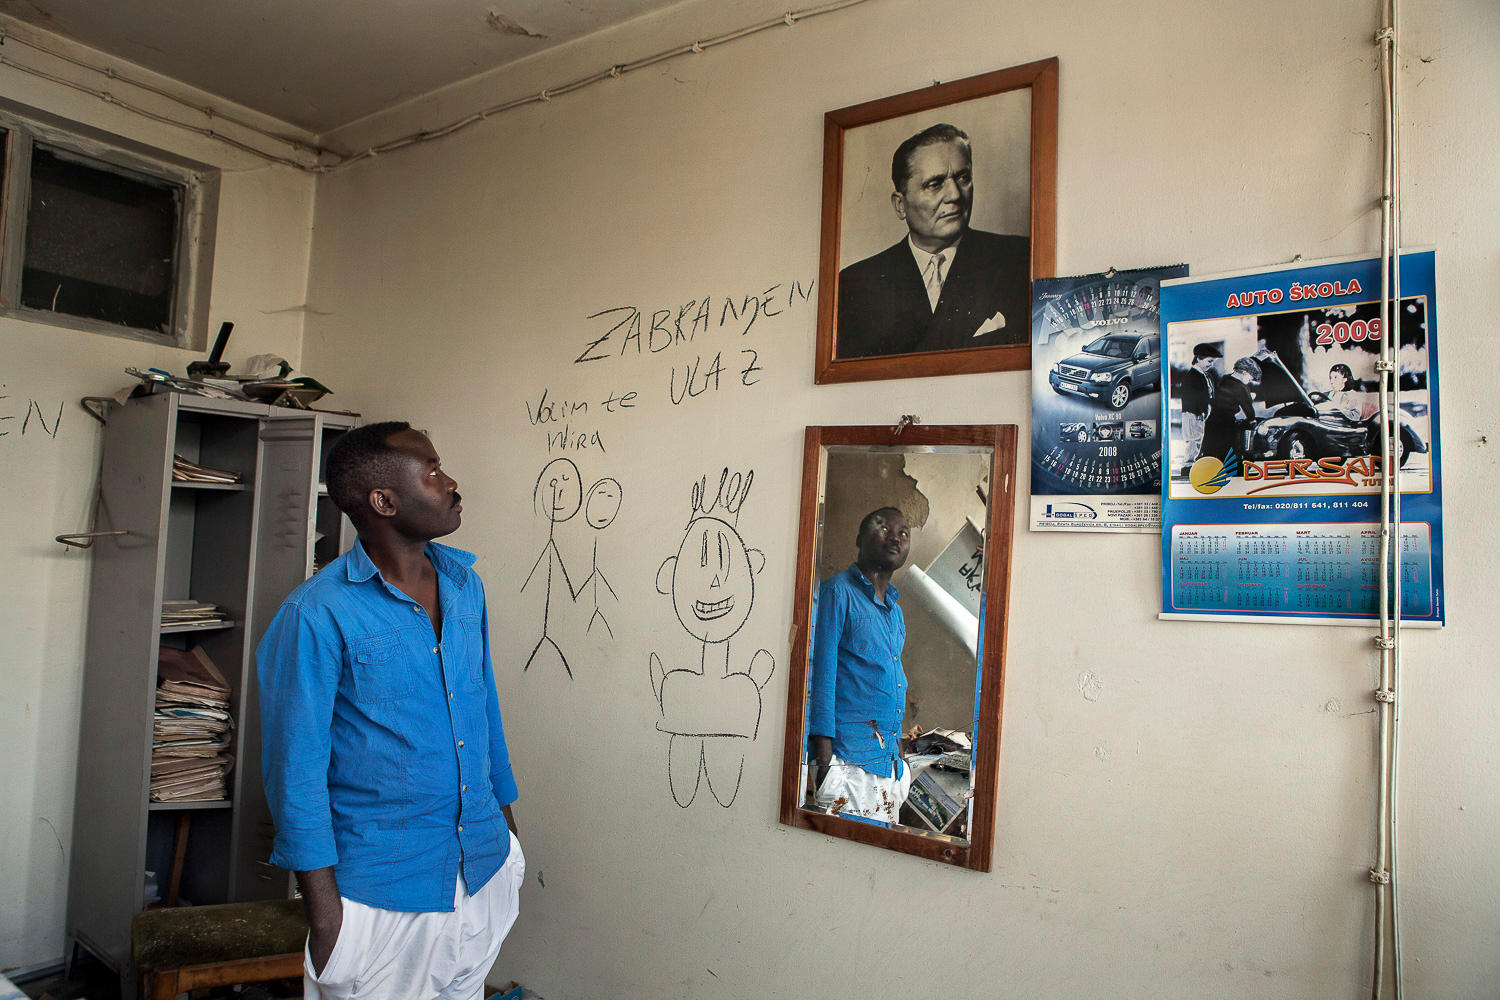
[{"xmin": 0, "ymin": 0, "xmax": 689, "ymax": 135}]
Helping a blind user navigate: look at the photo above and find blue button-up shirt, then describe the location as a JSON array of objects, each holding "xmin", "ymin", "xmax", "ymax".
[
  {"xmin": 807, "ymin": 563, "xmax": 907, "ymax": 778},
  {"xmin": 257, "ymin": 539, "xmax": 518, "ymax": 912}
]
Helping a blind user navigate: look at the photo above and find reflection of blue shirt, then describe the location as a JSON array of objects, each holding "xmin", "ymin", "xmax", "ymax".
[
  {"xmin": 257, "ymin": 540, "xmax": 518, "ymax": 912},
  {"xmin": 808, "ymin": 563, "xmax": 907, "ymax": 778}
]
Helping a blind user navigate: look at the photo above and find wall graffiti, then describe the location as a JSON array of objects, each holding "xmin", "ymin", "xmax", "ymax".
[
  {"xmin": 649, "ymin": 468, "xmax": 774, "ymax": 808},
  {"xmin": 0, "ymin": 385, "xmax": 63, "ymax": 439}
]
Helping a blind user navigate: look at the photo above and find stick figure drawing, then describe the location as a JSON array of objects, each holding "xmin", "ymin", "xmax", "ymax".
[
  {"xmin": 578, "ymin": 477, "xmax": 622, "ymax": 637},
  {"xmin": 523, "ymin": 457, "xmax": 581, "ymax": 677},
  {"xmin": 650, "ymin": 468, "xmax": 775, "ymax": 808}
]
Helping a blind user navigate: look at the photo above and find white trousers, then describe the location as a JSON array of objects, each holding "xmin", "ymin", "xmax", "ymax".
[
  {"xmin": 304, "ymin": 833, "xmax": 525, "ymax": 1000},
  {"xmin": 814, "ymin": 754, "xmax": 911, "ymax": 824}
]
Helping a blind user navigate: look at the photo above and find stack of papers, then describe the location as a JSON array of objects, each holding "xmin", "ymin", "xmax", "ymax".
[
  {"xmin": 160, "ymin": 600, "xmax": 230, "ymax": 629},
  {"xmin": 152, "ymin": 647, "xmax": 234, "ymax": 802},
  {"xmin": 172, "ymin": 454, "xmax": 242, "ymax": 484}
]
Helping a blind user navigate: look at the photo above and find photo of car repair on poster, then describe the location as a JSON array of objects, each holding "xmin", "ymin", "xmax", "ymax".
[
  {"xmin": 1158, "ymin": 250, "xmax": 1444, "ymax": 625},
  {"xmin": 1030, "ymin": 265, "xmax": 1187, "ymax": 532}
]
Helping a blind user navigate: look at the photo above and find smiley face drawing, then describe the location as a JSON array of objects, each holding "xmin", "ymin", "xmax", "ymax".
[{"xmin": 649, "ymin": 471, "xmax": 775, "ymax": 809}]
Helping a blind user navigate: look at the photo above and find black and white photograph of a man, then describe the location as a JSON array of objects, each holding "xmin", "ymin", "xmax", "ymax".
[{"xmin": 834, "ymin": 88, "xmax": 1032, "ymax": 361}]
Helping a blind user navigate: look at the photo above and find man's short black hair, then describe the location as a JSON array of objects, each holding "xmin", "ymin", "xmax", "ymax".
[
  {"xmin": 325, "ymin": 421, "xmax": 412, "ymax": 519},
  {"xmin": 891, "ymin": 123, "xmax": 972, "ymax": 192},
  {"xmin": 857, "ymin": 506, "xmax": 906, "ymax": 541}
]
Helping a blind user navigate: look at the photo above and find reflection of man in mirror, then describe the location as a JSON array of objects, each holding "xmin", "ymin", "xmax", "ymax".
[
  {"xmin": 807, "ymin": 507, "xmax": 913, "ymax": 824},
  {"xmin": 836, "ymin": 123, "xmax": 1030, "ymax": 359}
]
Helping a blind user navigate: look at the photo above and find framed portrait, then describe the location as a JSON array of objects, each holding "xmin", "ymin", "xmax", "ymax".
[{"xmin": 813, "ymin": 58, "xmax": 1058, "ymax": 384}]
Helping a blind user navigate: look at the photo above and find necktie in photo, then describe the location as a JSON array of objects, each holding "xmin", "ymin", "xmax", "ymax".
[{"xmin": 923, "ymin": 252, "xmax": 946, "ymax": 312}]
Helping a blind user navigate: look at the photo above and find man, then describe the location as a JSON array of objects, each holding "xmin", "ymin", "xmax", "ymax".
[
  {"xmin": 1201, "ymin": 356, "xmax": 1261, "ymax": 463},
  {"xmin": 807, "ymin": 507, "xmax": 913, "ymax": 823},
  {"xmin": 836, "ymin": 123, "xmax": 1031, "ymax": 359},
  {"xmin": 258, "ymin": 422, "xmax": 523, "ymax": 1000},
  {"xmin": 1179, "ymin": 343, "xmax": 1221, "ymax": 474}
]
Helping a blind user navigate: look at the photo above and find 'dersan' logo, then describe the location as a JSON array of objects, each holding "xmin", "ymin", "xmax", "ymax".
[
  {"xmin": 1046, "ymin": 503, "xmax": 1098, "ymax": 520},
  {"xmin": 1190, "ymin": 450, "xmax": 1240, "ymax": 494}
]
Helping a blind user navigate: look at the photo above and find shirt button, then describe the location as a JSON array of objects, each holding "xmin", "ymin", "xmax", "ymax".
[
  {"xmin": 448, "ymin": 691, "xmax": 454, "ymax": 699},
  {"xmin": 458, "ymin": 825, "xmax": 464, "ymax": 832},
  {"xmin": 462, "ymin": 784, "xmax": 468, "ymax": 791},
  {"xmin": 432, "ymin": 646, "xmax": 439, "ymax": 654},
  {"xmin": 457, "ymin": 739, "xmax": 465, "ymax": 747}
]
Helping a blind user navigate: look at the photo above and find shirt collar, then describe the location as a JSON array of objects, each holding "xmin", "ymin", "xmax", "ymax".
[
  {"xmin": 846, "ymin": 562, "xmax": 900, "ymax": 604},
  {"xmin": 346, "ymin": 537, "xmax": 476, "ymax": 590},
  {"xmin": 907, "ymin": 235, "xmax": 961, "ymax": 272}
]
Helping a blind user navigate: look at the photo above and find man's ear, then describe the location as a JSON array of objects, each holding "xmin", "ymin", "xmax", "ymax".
[
  {"xmin": 747, "ymin": 548, "xmax": 765, "ymax": 576},
  {"xmin": 368, "ymin": 487, "xmax": 398, "ymax": 520},
  {"xmin": 656, "ymin": 556, "xmax": 676, "ymax": 595},
  {"xmin": 891, "ymin": 190, "xmax": 906, "ymax": 222}
]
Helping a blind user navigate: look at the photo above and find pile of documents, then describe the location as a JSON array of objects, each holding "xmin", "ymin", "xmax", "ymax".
[
  {"xmin": 172, "ymin": 454, "xmax": 241, "ymax": 485},
  {"xmin": 160, "ymin": 599, "xmax": 229, "ymax": 630},
  {"xmin": 151, "ymin": 647, "xmax": 234, "ymax": 803}
]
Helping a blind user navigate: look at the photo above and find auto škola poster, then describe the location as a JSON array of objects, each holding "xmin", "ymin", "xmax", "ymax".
[
  {"xmin": 1158, "ymin": 250, "xmax": 1444, "ymax": 625},
  {"xmin": 1030, "ymin": 265, "xmax": 1187, "ymax": 531}
]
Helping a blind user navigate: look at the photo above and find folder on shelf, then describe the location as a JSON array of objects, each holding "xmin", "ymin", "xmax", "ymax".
[
  {"xmin": 151, "ymin": 647, "xmax": 234, "ymax": 802},
  {"xmin": 171, "ymin": 454, "xmax": 242, "ymax": 484}
]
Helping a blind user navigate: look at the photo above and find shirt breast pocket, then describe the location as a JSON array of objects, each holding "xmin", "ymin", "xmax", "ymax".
[
  {"xmin": 347, "ymin": 634, "xmax": 415, "ymax": 704},
  {"xmin": 850, "ymin": 614, "xmax": 895, "ymax": 693},
  {"xmin": 458, "ymin": 613, "xmax": 486, "ymax": 688}
]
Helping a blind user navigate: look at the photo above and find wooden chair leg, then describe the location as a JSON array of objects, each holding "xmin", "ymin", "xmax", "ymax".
[
  {"xmin": 165, "ymin": 812, "xmax": 192, "ymax": 907},
  {"xmin": 144, "ymin": 968, "xmax": 181, "ymax": 1000}
]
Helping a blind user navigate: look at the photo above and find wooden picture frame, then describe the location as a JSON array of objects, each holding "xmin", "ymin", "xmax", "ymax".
[
  {"xmin": 814, "ymin": 58, "xmax": 1058, "ymax": 384},
  {"xmin": 777, "ymin": 424, "xmax": 1017, "ymax": 870}
]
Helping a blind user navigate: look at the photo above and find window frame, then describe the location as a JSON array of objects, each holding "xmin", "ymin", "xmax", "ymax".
[{"xmin": 0, "ymin": 98, "xmax": 219, "ymax": 349}]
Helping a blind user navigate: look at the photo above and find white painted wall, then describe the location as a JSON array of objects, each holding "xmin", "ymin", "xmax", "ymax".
[
  {"xmin": 0, "ymin": 19, "xmax": 318, "ymax": 970},
  {"xmin": 305, "ymin": 1, "xmax": 1500, "ymax": 997},
  {"xmin": 4, "ymin": 0, "xmax": 1495, "ymax": 996},
  {"xmin": 300, "ymin": 0, "xmax": 1499, "ymax": 996}
]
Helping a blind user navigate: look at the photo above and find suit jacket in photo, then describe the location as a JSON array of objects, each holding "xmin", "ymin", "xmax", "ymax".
[{"xmin": 835, "ymin": 229, "xmax": 1031, "ymax": 359}]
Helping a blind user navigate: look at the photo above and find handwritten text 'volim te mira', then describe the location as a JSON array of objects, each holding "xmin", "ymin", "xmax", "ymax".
[{"xmin": 526, "ymin": 279, "xmax": 814, "ymax": 454}]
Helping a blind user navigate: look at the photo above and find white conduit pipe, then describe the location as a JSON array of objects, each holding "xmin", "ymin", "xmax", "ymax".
[{"xmin": 1372, "ymin": 0, "xmax": 1405, "ymax": 995}]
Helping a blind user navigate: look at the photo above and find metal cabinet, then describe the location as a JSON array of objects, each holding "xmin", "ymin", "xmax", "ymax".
[{"xmin": 64, "ymin": 392, "xmax": 357, "ymax": 990}]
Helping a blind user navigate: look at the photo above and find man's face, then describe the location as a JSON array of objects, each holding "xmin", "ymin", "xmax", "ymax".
[
  {"xmin": 1194, "ymin": 355, "xmax": 1218, "ymax": 374},
  {"xmin": 893, "ymin": 140, "xmax": 973, "ymax": 253},
  {"xmin": 856, "ymin": 510, "xmax": 911, "ymax": 575},
  {"xmin": 383, "ymin": 428, "xmax": 462, "ymax": 539}
]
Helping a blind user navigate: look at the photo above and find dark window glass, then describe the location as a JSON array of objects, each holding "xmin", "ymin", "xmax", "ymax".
[{"xmin": 21, "ymin": 144, "xmax": 181, "ymax": 334}]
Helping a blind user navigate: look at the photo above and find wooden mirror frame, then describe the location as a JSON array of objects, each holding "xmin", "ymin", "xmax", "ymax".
[{"xmin": 777, "ymin": 424, "xmax": 1017, "ymax": 870}]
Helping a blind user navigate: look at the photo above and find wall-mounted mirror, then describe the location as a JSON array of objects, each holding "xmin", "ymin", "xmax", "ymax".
[{"xmin": 778, "ymin": 425, "xmax": 1016, "ymax": 870}]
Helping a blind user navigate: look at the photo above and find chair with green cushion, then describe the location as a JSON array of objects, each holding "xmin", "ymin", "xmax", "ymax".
[{"xmin": 131, "ymin": 899, "xmax": 307, "ymax": 1000}]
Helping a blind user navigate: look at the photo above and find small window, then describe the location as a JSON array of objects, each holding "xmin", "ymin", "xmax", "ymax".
[
  {"xmin": 0, "ymin": 100, "xmax": 218, "ymax": 347},
  {"xmin": 22, "ymin": 144, "xmax": 181, "ymax": 334}
]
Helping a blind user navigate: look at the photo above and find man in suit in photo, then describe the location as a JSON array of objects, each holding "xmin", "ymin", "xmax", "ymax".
[{"xmin": 836, "ymin": 123, "xmax": 1031, "ymax": 359}]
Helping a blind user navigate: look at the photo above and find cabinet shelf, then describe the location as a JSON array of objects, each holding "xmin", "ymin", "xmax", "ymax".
[
  {"xmin": 159, "ymin": 620, "xmax": 237, "ymax": 634},
  {"xmin": 149, "ymin": 799, "xmax": 232, "ymax": 811},
  {"xmin": 172, "ymin": 481, "xmax": 247, "ymax": 492}
]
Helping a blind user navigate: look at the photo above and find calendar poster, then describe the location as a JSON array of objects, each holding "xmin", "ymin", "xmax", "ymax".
[
  {"xmin": 1030, "ymin": 265, "xmax": 1187, "ymax": 531},
  {"xmin": 1158, "ymin": 250, "xmax": 1443, "ymax": 625}
]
